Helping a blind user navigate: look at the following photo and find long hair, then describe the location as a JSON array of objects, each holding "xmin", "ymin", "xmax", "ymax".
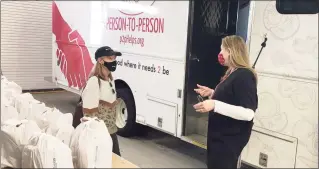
[
  {"xmin": 221, "ymin": 35, "xmax": 258, "ymax": 82},
  {"xmin": 88, "ymin": 61, "xmax": 113, "ymax": 81}
]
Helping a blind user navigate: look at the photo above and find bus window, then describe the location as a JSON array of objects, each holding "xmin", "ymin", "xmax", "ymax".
[
  {"xmin": 236, "ymin": 0, "xmax": 251, "ymax": 41},
  {"xmin": 276, "ymin": 0, "xmax": 318, "ymax": 14}
]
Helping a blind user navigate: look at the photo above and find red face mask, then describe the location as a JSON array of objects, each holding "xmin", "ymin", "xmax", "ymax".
[{"xmin": 218, "ymin": 53, "xmax": 225, "ymax": 65}]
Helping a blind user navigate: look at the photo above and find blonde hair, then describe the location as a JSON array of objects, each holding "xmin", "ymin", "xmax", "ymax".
[
  {"xmin": 88, "ymin": 61, "xmax": 113, "ymax": 81},
  {"xmin": 221, "ymin": 35, "xmax": 257, "ymax": 82}
]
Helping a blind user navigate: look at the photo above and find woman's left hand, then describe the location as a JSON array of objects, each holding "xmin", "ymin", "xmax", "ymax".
[{"xmin": 193, "ymin": 99, "xmax": 215, "ymax": 113}]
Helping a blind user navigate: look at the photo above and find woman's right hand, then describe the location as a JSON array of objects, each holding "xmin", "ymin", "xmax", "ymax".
[{"xmin": 194, "ymin": 84, "xmax": 214, "ymax": 97}]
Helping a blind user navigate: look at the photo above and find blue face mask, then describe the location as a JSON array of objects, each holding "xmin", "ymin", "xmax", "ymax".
[{"xmin": 104, "ymin": 61, "xmax": 117, "ymax": 72}]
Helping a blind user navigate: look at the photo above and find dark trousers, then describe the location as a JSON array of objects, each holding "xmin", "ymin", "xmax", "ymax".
[
  {"xmin": 207, "ymin": 152, "xmax": 240, "ymax": 168},
  {"xmin": 110, "ymin": 133, "xmax": 121, "ymax": 156},
  {"xmin": 206, "ymin": 141, "xmax": 241, "ymax": 168}
]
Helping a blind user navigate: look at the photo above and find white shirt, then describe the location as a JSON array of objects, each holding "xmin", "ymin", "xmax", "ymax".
[
  {"xmin": 214, "ymin": 100, "xmax": 255, "ymax": 121},
  {"xmin": 82, "ymin": 76, "xmax": 117, "ymax": 109}
]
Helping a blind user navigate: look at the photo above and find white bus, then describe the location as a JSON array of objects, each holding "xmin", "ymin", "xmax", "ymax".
[{"xmin": 52, "ymin": 0, "xmax": 318, "ymax": 168}]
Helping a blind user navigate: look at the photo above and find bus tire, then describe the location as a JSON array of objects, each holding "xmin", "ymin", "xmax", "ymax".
[{"xmin": 116, "ymin": 87, "xmax": 137, "ymax": 137}]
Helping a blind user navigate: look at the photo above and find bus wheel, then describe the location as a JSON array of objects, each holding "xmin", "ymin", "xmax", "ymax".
[{"xmin": 116, "ymin": 87, "xmax": 137, "ymax": 137}]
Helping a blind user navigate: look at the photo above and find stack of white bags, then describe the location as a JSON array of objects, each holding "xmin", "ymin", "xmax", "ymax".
[{"xmin": 1, "ymin": 75, "xmax": 113, "ymax": 168}]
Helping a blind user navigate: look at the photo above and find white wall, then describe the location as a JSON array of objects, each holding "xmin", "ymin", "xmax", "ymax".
[{"xmin": 1, "ymin": 1, "xmax": 56, "ymax": 90}]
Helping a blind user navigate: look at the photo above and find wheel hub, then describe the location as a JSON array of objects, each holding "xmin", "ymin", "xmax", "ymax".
[{"xmin": 116, "ymin": 98, "xmax": 128, "ymax": 128}]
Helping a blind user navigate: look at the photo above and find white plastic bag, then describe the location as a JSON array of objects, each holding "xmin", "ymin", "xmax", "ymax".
[
  {"xmin": 1, "ymin": 104, "xmax": 19, "ymax": 123},
  {"xmin": 2, "ymin": 80, "xmax": 22, "ymax": 94},
  {"xmin": 1, "ymin": 119, "xmax": 41, "ymax": 168},
  {"xmin": 1, "ymin": 75, "xmax": 8, "ymax": 82},
  {"xmin": 14, "ymin": 93, "xmax": 48, "ymax": 121},
  {"xmin": 34, "ymin": 107, "xmax": 60, "ymax": 132},
  {"xmin": 21, "ymin": 102, "xmax": 48, "ymax": 123},
  {"xmin": 14, "ymin": 93, "xmax": 35, "ymax": 118},
  {"xmin": 45, "ymin": 107, "xmax": 63, "ymax": 125},
  {"xmin": 21, "ymin": 133, "xmax": 74, "ymax": 168},
  {"xmin": 56, "ymin": 113, "xmax": 73, "ymax": 126},
  {"xmin": 33, "ymin": 107, "xmax": 52, "ymax": 131},
  {"xmin": 45, "ymin": 113, "xmax": 74, "ymax": 146},
  {"xmin": 21, "ymin": 145, "xmax": 42, "ymax": 168},
  {"xmin": 7, "ymin": 81, "xmax": 22, "ymax": 93},
  {"xmin": 55, "ymin": 125, "xmax": 75, "ymax": 146},
  {"xmin": 14, "ymin": 92, "xmax": 32, "ymax": 106},
  {"xmin": 1, "ymin": 80, "xmax": 22, "ymax": 106},
  {"xmin": 70, "ymin": 117, "xmax": 113, "ymax": 168},
  {"xmin": 45, "ymin": 112, "xmax": 73, "ymax": 133},
  {"xmin": 14, "ymin": 93, "xmax": 35, "ymax": 112},
  {"xmin": 14, "ymin": 92, "xmax": 34, "ymax": 103},
  {"xmin": 1, "ymin": 93, "xmax": 11, "ymax": 107},
  {"xmin": 1, "ymin": 119, "xmax": 42, "ymax": 147}
]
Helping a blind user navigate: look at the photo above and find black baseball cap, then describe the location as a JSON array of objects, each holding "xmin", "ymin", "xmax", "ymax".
[{"xmin": 95, "ymin": 46, "xmax": 122, "ymax": 61}]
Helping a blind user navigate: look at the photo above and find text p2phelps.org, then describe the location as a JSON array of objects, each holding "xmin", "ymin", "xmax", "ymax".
[{"xmin": 119, "ymin": 34, "xmax": 144, "ymax": 47}]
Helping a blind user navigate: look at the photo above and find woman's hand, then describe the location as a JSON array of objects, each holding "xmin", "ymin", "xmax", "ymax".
[
  {"xmin": 194, "ymin": 84, "xmax": 214, "ymax": 97},
  {"xmin": 193, "ymin": 99, "xmax": 215, "ymax": 113}
]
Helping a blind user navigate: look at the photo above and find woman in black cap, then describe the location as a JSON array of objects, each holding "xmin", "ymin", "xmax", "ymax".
[{"xmin": 81, "ymin": 46, "xmax": 122, "ymax": 156}]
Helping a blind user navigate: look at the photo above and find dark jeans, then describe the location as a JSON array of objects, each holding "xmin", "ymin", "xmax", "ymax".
[{"xmin": 110, "ymin": 133, "xmax": 121, "ymax": 156}]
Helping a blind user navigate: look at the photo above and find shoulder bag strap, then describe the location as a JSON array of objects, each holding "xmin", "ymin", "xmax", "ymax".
[{"xmin": 80, "ymin": 75, "xmax": 101, "ymax": 98}]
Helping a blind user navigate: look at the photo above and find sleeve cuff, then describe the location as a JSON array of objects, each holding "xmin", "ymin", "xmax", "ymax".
[
  {"xmin": 213, "ymin": 100, "xmax": 255, "ymax": 121},
  {"xmin": 214, "ymin": 100, "xmax": 223, "ymax": 113}
]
